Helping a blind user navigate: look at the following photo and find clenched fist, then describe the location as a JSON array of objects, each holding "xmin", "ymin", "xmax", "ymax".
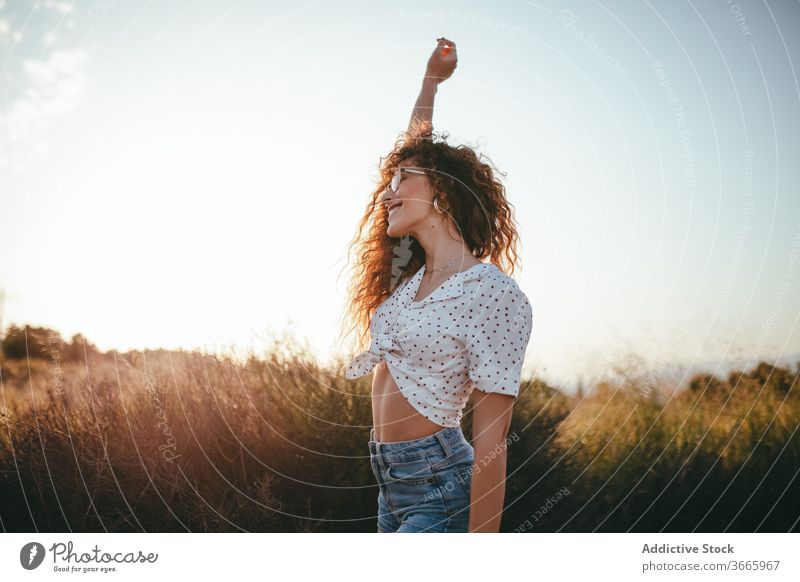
[{"xmin": 425, "ymin": 37, "xmax": 458, "ymax": 84}]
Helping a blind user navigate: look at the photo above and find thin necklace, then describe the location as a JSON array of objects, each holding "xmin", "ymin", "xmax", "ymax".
[{"xmin": 424, "ymin": 254, "xmax": 469, "ymax": 275}]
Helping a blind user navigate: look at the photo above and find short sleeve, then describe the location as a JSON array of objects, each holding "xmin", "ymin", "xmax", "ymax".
[{"xmin": 465, "ymin": 279, "xmax": 532, "ymax": 397}]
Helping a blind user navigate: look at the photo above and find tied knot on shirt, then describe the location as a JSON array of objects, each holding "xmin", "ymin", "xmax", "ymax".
[
  {"xmin": 370, "ymin": 332, "xmax": 403, "ymax": 360},
  {"xmin": 345, "ymin": 331, "xmax": 404, "ymax": 379}
]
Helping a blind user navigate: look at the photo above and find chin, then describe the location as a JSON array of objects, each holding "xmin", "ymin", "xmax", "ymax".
[{"xmin": 386, "ymin": 221, "xmax": 407, "ymax": 238}]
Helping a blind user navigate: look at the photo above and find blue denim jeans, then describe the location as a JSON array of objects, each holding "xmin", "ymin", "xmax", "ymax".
[{"xmin": 368, "ymin": 425, "xmax": 474, "ymax": 532}]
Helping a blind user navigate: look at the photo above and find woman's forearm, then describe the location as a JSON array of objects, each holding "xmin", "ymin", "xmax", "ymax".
[
  {"xmin": 408, "ymin": 77, "xmax": 439, "ymax": 130},
  {"xmin": 468, "ymin": 449, "xmax": 509, "ymax": 532}
]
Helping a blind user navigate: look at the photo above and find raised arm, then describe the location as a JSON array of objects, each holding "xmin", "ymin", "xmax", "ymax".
[{"xmin": 408, "ymin": 37, "xmax": 458, "ymax": 131}]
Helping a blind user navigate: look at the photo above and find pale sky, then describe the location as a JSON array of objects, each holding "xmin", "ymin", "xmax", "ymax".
[{"xmin": 1, "ymin": 0, "xmax": 799, "ymax": 390}]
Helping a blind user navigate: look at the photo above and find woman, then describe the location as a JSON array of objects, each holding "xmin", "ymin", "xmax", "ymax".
[{"xmin": 342, "ymin": 38, "xmax": 533, "ymax": 533}]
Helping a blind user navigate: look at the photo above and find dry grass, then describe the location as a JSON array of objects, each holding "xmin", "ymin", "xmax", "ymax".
[{"xmin": 1, "ymin": 336, "xmax": 798, "ymax": 532}]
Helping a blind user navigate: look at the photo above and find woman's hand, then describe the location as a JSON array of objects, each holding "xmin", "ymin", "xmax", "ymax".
[
  {"xmin": 408, "ymin": 38, "xmax": 457, "ymax": 131},
  {"xmin": 424, "ymin": 37, "xmax": 457, "ymax": 84}
]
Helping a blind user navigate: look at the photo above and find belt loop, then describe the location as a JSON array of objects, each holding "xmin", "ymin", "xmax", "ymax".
[{"xmin": 434, "ymin": 428, "xmax": 454, "ymax": 457}]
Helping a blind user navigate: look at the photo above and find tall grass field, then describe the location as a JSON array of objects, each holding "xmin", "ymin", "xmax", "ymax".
[{"xmin": 1, "ymin": 328, "xmax": 798, "ymax": 532}]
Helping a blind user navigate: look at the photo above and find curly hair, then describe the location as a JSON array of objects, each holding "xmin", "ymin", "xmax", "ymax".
[{"xmin": 338, "ymin": 119, "xmax": 524, "ymax": 355}]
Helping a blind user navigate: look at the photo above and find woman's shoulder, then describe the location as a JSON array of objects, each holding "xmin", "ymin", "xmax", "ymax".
[
  {"xmin": 467, "ymin": 263, "xmax": 524, "ymax": 291},
  {"xmin": 464, "ymin": 264, "xmax": 530, "ymax": 309},
  {"xmin": 463, "ymin": 265, "xmax": 532, "ymax": 336}
]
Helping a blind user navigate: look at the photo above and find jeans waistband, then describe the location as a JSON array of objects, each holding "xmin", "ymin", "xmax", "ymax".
[{"xmin": 368, "ymin": 426, "xmax": 469, "ymax": 462}]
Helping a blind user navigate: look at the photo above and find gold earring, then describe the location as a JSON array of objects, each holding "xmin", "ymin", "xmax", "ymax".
[{"xmin": 433, "ymin": 197, "xmax": 444, "ymax": 215}]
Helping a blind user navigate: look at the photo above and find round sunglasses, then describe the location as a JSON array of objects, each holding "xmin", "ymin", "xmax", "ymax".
[{"xmin": 388, "ymin": 167, "xmax": 427, "ymax": 193}]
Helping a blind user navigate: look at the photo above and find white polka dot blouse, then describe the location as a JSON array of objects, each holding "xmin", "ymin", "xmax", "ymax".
[{"xmin": 345, "ymin": 262, "xmax": 533, "ymax": 428}]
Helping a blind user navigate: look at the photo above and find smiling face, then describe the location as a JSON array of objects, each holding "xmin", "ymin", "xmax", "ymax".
[{"xmin": 382, "ymin": 160, "xmax": 437, "ymax": 238}]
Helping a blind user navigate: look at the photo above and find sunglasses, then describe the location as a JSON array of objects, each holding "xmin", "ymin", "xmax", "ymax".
[{"xmin": 388, "ymin": 167, "xmax": 427, "ymax": 193}]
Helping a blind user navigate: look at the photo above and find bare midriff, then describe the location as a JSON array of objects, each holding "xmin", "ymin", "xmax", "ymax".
[{"xmin": 371, "ymin": 361, "xmax": 445, "ymax": 443}]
